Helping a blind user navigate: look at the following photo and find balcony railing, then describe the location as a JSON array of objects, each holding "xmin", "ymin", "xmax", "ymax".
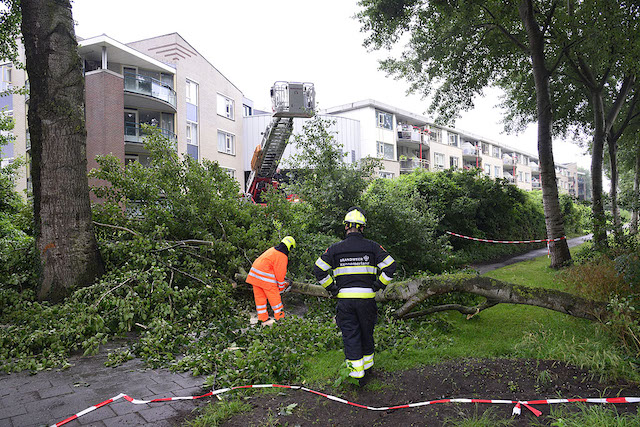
[
  {"xmin": 125, "ymin": 124, "xmax": 177, "ymax": 144},
  {"xmin": 397, "ymin": 124, "xmax": 425, "ymax": 144},
  {"xmin": 502, "ymin": 156, "xmax": 516, "ymax": 166},
  {"xmin": 124, "ymin": 72, "xmax": 177, "ymax": 108},
  {"xmin": 399, "ymin": 158, "xmax": 429, "ymax": 171}
]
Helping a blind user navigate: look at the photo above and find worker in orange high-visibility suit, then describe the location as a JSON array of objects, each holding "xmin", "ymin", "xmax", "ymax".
[{"xmin": 246, "ymin": 236, "xmax": 295, "ymax": 324}]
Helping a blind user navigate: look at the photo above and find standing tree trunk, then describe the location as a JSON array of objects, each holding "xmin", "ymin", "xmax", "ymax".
[
  {"xmin": 519, "ymin": 0, "xmax": 571, "ymax": 268},
  {"xmin": 590, "ymin": 91, "xmax": 608, "ymax": 250},
  {"xmin": 633, "ymin": 142, "xmax": 640, "ymax": 234},
  {"xmin": 608, "ymin": 130, "xmax": 622, "ymax": 243},
  {"xmin": 21, "ymin": 0, "xmax": 104, "ymax": 302}
]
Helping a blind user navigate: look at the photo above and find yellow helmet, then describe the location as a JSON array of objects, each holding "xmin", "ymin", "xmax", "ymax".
[
  {"xmin": 343, "ymin": 208, "xmax": 366, "ymax": 227},
  {"xmin": 281, "ymin": 236, "xmax": 296, "ymax": 250}
]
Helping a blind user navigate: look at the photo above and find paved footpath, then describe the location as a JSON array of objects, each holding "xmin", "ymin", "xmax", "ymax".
[
  {"xmin": 471, "ymin": 234, "xmax": 592, "ymax": 274},
  {"xmin": 0, "ymin": 340, "xmax": 208, "ymax": 427}
]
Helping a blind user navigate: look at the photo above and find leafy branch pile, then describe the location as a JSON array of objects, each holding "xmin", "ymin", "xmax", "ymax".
[{"xmin": 0, "ymin": 119, "xmax": 596, "ymax": 380}]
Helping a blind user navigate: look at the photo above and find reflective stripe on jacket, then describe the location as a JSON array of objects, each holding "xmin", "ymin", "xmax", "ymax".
[
  {"xmin": 313, "ymin": 232, "xmax": 396, "ymax": 298},
  {"xmin": 247, "ymin": 246, "xmax": 289, "ymax": 291}
]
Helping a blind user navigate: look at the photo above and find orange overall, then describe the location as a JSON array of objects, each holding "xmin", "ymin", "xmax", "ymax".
[{"xmin": 246, "ymin": 247, "xmax": 289, "ymax": 322}]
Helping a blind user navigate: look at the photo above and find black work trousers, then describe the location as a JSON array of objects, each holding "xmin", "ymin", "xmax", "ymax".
[{"xmin": 336, "ymin": 298, "xmax": 378, "ymax": 361}]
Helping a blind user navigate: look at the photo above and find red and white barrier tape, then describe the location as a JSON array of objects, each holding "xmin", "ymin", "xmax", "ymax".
[
  {"xmin": 446, "ymin": 231, "xmax": 566, "ymax": 244},
  {"xmin": 51, "ymin": 383, "xmax": 640, "ymax": 426}
]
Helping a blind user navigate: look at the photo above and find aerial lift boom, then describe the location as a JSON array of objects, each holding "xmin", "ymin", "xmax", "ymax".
[{"xmin": 246, "ymin": 82, "xmax": 315, "ymax": 202}]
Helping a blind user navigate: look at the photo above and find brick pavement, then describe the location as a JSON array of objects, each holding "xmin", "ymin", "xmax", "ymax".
[{"xmin": 0, "ymin": 344, "xmax": 208, "ymax": 427}]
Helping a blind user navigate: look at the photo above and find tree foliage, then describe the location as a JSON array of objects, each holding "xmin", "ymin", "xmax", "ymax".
[
  {"xmin": 356, "ymin": 0, "xmax": 573, "ymax": 266},
  {"xmin": 286, "ymin": 115, "xmax": 381, "ymax": 235}
]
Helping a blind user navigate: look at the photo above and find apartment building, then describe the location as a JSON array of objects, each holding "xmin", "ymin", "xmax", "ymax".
[
  {"xmin": 2, "ymin": 33, "xmax": 247, "ymax": 195},
  {"xmin": 556, "ymin": 162, "xmax": 589, "ymax": 200},
  {"xmin": 322, "ymin": 100, "xmax": 539, "ymax": 192},
  {"xmin": 0, "ymin": 48, "xmax": 28, "ymax": 193}
]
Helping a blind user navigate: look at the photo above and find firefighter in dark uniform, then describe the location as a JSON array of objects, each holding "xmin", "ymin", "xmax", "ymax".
[{"xmin": 313, "ymin": 207, "xmax": 397, "ymax": 382}]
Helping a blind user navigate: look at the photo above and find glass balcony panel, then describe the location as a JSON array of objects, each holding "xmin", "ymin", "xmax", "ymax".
[
  {"xmin": 124, "ymin": 72, "xmax": 177, "ymax": 109},
  {"xmin": 399, "ymin": 158, "xmax": 429, "ymax": 170},
  {"xmin": 124, "ymin": 123, "xmax": 177, "ymax": 144}
]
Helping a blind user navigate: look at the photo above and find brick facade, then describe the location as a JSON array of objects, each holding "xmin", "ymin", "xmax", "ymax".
[{"xmin": 85, "ymin": 69, "xmax": 124, "ymax": 173}]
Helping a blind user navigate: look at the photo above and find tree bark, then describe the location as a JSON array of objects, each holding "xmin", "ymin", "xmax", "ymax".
[
  {"xmin": 21, "ymin": 0, "xmax": 104, "ymax": 302},
  {"xmin": 633, "ymin": 142, "xmax": 640, "ymax": 234},
  {"xmin": 590, "ymin": 91, "xmax": 608, "ymax": 250},
  {"xmin": 608, "ymin": 130, "xmax": 621, "ymax": 243},
  {"xmin": 518, "ymin": 0, "xmax": 571, "ymax": 268},
  {"xmin": 383, "ymin": 275, "xmax": 608, "ymax": 321}
]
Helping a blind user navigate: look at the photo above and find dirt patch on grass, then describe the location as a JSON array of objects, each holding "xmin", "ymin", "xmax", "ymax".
[{"xmin": 204, "ymin": 359, "xmax": 640, "ymax": 426}]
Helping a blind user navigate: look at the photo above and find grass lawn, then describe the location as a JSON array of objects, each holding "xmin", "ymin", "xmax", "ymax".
[{"xmin": 309, "ymin": 243, "xmax": 635, "ymax": 381}]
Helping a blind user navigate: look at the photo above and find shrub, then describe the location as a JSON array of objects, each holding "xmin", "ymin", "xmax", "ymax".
[
  {"xmin": 361, "ymin": 176, "xmax": 451, "ymax": 275},
  {"xmin": 560, "ymin": 255, "xmax": 629, "ymax": 301}
]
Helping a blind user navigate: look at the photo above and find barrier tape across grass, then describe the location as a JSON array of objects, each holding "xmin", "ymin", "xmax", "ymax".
[
  {"xmin": 51, "ymin": 383, "xmax": 640, "ymax": 426},
  {"xmin": 446, "ymin": 231, "xmax": 566, "ymax": 244}
]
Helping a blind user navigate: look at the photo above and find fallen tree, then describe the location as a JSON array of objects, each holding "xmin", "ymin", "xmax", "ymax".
[{"xmin": 235, "ymin": 273, "xmax": 609, "ymax": 322}]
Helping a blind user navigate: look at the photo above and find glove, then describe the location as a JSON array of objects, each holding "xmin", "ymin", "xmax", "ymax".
[
  {"xmin": 280, "ymin": 279, "xmax": 293, "ymax": 294},
  {"xmin": 326, "ymin": 284, "xmax": 339, "ymax": 298},
  {"xmin": 373, "ymin": 280, "xmax": 385, "ymax": 292}
]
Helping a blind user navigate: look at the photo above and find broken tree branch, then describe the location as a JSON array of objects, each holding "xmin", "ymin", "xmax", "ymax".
[{"xmin": 234, "ymin": 272, "xmax": 611, "ymax": 323}]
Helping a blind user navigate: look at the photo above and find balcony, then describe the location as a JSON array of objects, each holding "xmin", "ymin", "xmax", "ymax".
[
  {"xmin": 529, "ymin": 162, "xmax": 539, "ymax": 173},
  {"xmin": 502, "ymin": 155, "xmax": 516, "ymax": 166},
  {"xmin": 125, "ymin": 124, "xmax": 176, "ymax": 154},
  {"xmin": 503, "ymin": 171, "xmax": 515, "ymax": 183},
  {"xmin": 399, "ymin": 157, "xmax": 429, "ymax": 172},
  {"xmin": 124, "ymin": 72, "xmax": 177, "ymax": 111},
  {"xmin": 397, "ymin": 124, "xmax": 425, "ymax": 144},
  {"xmin": 461, "ymin": 142, "xmax": 479, "ymax": 159}
]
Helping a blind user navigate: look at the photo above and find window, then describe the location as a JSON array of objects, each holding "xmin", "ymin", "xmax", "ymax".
[
  {"xmin": 186, "ymin": 122, "xmax": 198, "ymax": 160},
  {"xmin": 186, "ymin": 79, "xmax": 198, "ymax": 105},
  {"xmin": 482, "ymin": 142, "xmax": 490, "ymax": 155},
  {"xmin": 448, "ymin": 133, "xmax": 459, "ymax": 147},
  {"xmin": 222, "ymin": 168, "xmax": 236, "ymax": 179},
  {"xmin": 218, "ymin": 130, "xmax": 235, "ymax": 155},
  {"xmin": 124, "ymin": 110, "xmax": 139, "ymax": 142},
  {"xmin": 434, "ymin": 152, "xmax": 445, "ymax": 169},
  {"xmin": 492, "ymin": 146, "xmax": 500, "ymax": 158},
  {"xmin": 186, "ymin": 122, "xmax": 198, "ymax": 145},
  {"xmin": 377, "ymin": 141, "xmax": 394, "ymax": 160},
  {"xmin": 217, "ymin": 93, "xmax": 235, "ymax": 120},
  {"xmin": 243, "ymin": 104, "xmax": 253, "ymax": 117},
  {"xmin": 450, "ymin": 156, "xmax": 459, "ymax": 169},
  {"xmin": 429, "ymin": 128, "xmax": 442, "ymax": 144},
  {"xmin": 484, "ymin": 163, "xmax": 491, "ymax": 175},
  {"xmin": 518, "ymin": 171, "xmax": 524, "ymax": 182},
  {"xmin": 379, "ymin": 171, "xmax": 394, "ymax": 179},
  {"xmin": 525, "ymin": 172, "xmax": 530, "ymax": 183},
  {"xmin": 0, "ymin": 63, "xmax": 11, "ymax": 92},
  {"xmin": 376, "ymin": 110, "xmax": 392, "ymax": 130},
  {"xmin": 494, "ymin": 166, "xmax": 501, "ymax": 178}
]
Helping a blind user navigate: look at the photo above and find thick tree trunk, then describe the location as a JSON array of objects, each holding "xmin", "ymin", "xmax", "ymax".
[
  {"xmin": 608, "ymin": 132, "xmax": 622, "ymax": 243},
  {"xmin": 518, "ymin": 0, "xmax": 571, "ymax": 268},
  {"xmin": 235, "ymin": 274, "xmax": 609, "ymax": 322},
  {"xmin": 384, "ymin": 275, "xmax": 608, "ymax": 321},
  {"xmin": 591, "ymin": 91, "xmax": 608, "ymax": 250},
  {"xmin": 21, "ymin": 0, "xmax": 104, "ymax": 302},
  {"xmin": 633, "ymin": 143, "xmax": 640, "ymax": 234}
]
